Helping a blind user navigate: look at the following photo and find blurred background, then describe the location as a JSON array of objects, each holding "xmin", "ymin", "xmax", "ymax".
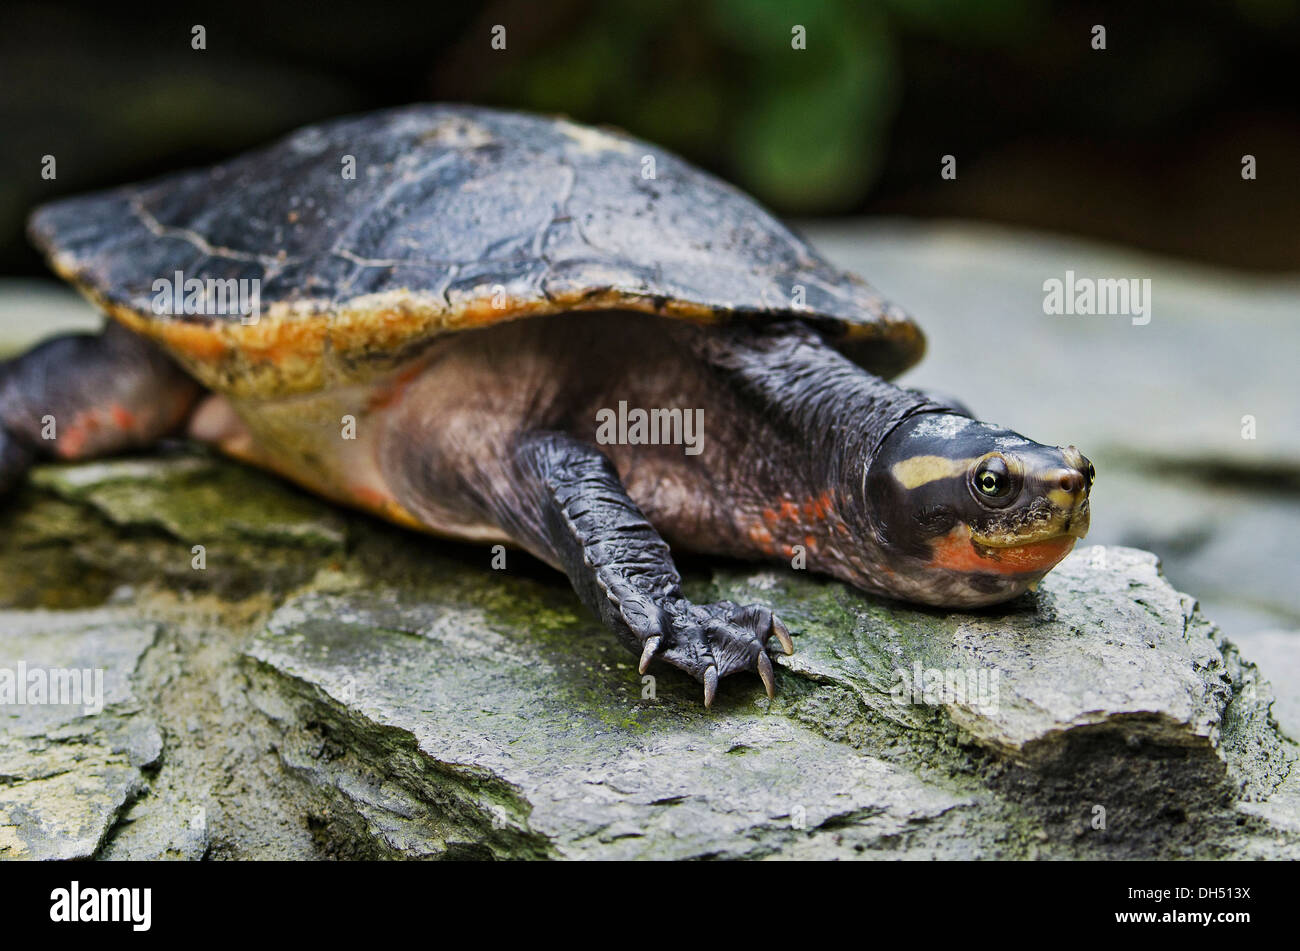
[
  {"xmin": 1, "ymin": 0, "xmax": 1297, "ymax": 691},
  {"xmin": 3, "ymin": 0, "xmax": 1300, "ymax": 273}
]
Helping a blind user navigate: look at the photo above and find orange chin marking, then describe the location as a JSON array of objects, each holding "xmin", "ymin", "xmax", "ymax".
[
  {"xmin": 994, "ymin": 535, "xmax": 1078, "ymax": 572},
  {"xmin": 930, "ymin": 526, "xmax": 1075, "ymax": 575}
]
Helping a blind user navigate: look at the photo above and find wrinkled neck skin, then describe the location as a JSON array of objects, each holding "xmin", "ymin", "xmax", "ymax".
[
  {"xmin": 685, "ymin": 322, "xmax": 946, "ymax": 591},
  {"xmin": 693, "ymin": 322, "xmax": 1089, "ymax": 608}
]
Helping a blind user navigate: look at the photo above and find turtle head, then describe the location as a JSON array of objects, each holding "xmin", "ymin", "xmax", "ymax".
[{"xmin": 862, "ymin": 412, "xmax": 1093, "ymax": 607}]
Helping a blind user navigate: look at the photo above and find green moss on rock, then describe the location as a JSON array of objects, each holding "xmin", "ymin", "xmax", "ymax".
[{"xmin": 1, "ymin": 452, "xmax": 1297, "ymax": 859}]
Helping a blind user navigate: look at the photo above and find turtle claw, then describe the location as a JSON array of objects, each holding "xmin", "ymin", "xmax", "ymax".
[
  {"xmin": 756, "ymin": 650, "xmax": 775, "ymax": 699},
  {"xmin": 638, "ymin": 635, "xmax": 661, "ymax": 674},
  {"xmin": 703, "ymin": 665, "xmax": 719, "ymax": 708},
  {"xmin": 645, "ymin": 599, "xmax": 792, "ymax": 707},
  {"xmin": 771, "ymin": 616, "xmax": 794, "ymax": 655}
]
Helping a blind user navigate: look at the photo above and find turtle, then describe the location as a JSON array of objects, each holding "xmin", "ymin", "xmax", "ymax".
[{"xmin": 2, "ymin": 104, "xmax": 1093, "ymax": 706}]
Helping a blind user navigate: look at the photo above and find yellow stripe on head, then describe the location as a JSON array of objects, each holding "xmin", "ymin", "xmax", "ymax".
[{"xmin": 890, "ymin": 455, "xmax": 976, "ymax": 490}]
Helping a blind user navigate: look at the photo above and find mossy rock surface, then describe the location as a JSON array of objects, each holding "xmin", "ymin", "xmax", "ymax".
[{"xmin": 1, "ymin": 450, "xmax": 1297, "ymax": 859}]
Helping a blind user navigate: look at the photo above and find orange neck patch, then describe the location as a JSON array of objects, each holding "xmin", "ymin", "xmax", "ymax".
[{"xmin": 929, "ymin": 525, "xmax": 1075, "ymax": 576}]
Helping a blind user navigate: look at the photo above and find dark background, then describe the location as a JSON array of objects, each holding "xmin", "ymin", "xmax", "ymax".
[{"xmin": 3, "ymin": 0, "xmax": 1298, "ymax": 275}]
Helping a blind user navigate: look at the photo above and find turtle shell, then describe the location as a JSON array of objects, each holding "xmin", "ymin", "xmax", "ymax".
[{"xmin": 29, "ymin": 104, "xmax": 924, "ymax": 397}]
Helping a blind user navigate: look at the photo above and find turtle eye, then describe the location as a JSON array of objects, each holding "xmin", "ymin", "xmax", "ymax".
[{"xmin": 971, "ymin": 455, "xmax": 1016, "ymax": 506}]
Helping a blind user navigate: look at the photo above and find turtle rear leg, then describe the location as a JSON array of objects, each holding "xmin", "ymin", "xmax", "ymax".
[
  {"xmin": 483, "ymin": 431, "xmax": 793, "ymax": 706},
  {"xmin": 0, "ymin": 320, "xmax": 201, "ymax": 494}
]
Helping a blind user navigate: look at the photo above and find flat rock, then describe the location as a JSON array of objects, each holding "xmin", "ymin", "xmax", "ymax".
[
  {"xmin": 766, "ymin": 548, "xmax": 1261, "ymax": 763},
  {"xmin": 241, "ymin": 542, "xmax": 1297, "ymax": 858},
  {"xmin": 244, "ymin": 590, "xmax": 972, "ymax": 860},
  {"xmin": 29, "ymin": 455, "xmax": 346, "ymax": 549},
  {"xmin": 0, "ymin": 609, "xmax": 165, "ymax": 860}
]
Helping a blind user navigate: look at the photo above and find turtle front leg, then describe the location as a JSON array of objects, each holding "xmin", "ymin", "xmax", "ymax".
[
  {"xmin": 0, "ymin": 320, "xmax": 201, "ymax": 494},
  {"xmin": 496, "ymin": 431, "xmax": 793, "ymax": 707}
]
